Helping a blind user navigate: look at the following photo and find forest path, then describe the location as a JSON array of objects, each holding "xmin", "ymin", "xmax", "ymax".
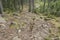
[{"xmin": 0, "ymin": 11, "xmax": 58, "ymax": 40}]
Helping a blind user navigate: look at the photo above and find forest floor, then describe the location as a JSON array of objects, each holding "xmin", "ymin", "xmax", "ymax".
[{"xmin": 0, "ymin": 11, "xmax": 60, "ymax": 40}]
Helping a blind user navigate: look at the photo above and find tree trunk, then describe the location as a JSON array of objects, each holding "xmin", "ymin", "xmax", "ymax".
[
  {"xmin": 32, "ymin": 0, "xmax": 34, "ymax": 12},
  {"xmin": 21, "ymin": 0, "xmax": 23, "ymax": 11},
  {"xmin": 29, "ymin": 0, "xmax": 31, "ymax": 12},
  {"xmin": 14, "ymin": 0, "xmax": 19, "ymax": 11},
  {"xmin": 0, "ymin": 0, "xmax": 3, "ymax": 14}
]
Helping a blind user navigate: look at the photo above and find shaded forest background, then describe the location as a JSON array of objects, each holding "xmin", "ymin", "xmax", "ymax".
[{"xmin": 0, "ymin": 0, "xmax": 60, "ymax": 17}]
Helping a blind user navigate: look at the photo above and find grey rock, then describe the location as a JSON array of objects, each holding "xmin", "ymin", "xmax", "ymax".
[
  {"xmin": 12, "ymin": 36, "xmax": 21, "ymax": 40},
  {"xmin": 0, "ymin": 17, "xmax": 6, "ymax": 23}
]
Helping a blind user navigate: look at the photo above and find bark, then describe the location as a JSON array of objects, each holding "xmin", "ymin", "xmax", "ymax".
[
  {"xmin": 0, "ymin": 0, "xmax": 3, "ymax": 14},
  {"xmin": 21, "ymin": 0, "xmax": 23, "ymax": 10},
  {"xmin": 32, "ymin": 0, "xmax": 34, "ymax": 12},
  {"xmin": 29, "ymin": 0, "xmax": 31, "ymax": 12},
  {"xmin": 29, "ymin": 0, "xmax": 34, "ymax": 12}
]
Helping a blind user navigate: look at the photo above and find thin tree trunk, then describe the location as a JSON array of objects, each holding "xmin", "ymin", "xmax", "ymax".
[
  {"xmin": 21, "ymin": 0, "xmax": 23, "ymax": 11},
  {"xmin": 29, "ymin": 0, "xmax": 31, "ymax": 12},
  {"xmin": 17, "ymin": 0, "xmax": 21, "ymax": 12},
  {"xmin": 0, "ymin": 0, "xmax": 3, "ymax": 14},
  {"xmin": 32, "ymin": 0, "xmax": 34, "ymax": 12},
  {"xmin": 14, "ymin": 0, "xmax": 19, "ymax": 11}
]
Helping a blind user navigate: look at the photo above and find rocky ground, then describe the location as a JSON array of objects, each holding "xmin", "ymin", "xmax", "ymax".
[{"xmin": 0, "ymin": 12, "xmax": 60, "ymax": 40}]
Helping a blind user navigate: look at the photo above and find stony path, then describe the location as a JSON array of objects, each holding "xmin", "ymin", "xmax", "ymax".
[{"xmin": 0, "ymin": 12, "xmax": 57, "ymax": 40}]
